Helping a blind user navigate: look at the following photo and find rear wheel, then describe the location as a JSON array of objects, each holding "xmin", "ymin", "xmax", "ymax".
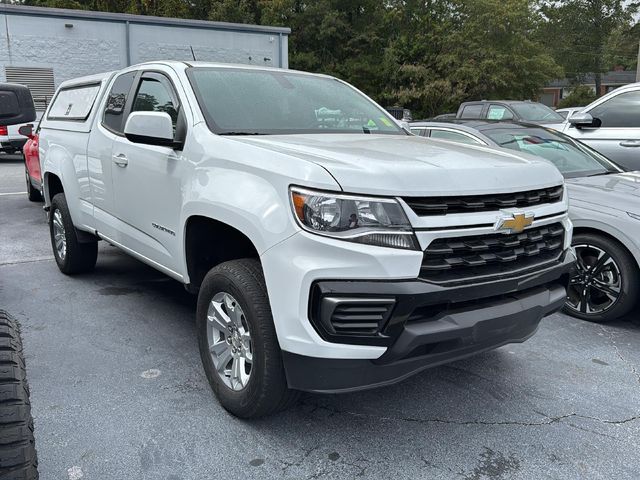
[
  {"xmin": 25, "ymin": 169, "xmax": 41, "ymax": 202},
  {"xmin": 564, "ymin": 233, "xmax": 639, "ymax": 322},
  {"xmin": 0, "ymin": 311, "xmax": 38, "ymax": 480},
  {"xmin": 196, "ymin": 259, "xmax": 299, "ymax": 418},
  {"xmin": 49, "ymin": 193, "xmax": 98, "ymax": 275}
]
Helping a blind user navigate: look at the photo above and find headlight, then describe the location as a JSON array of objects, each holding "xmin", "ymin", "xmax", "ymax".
[{"xmin": 290, "ymin": 187, "xmax": 419, "ymax": 250}]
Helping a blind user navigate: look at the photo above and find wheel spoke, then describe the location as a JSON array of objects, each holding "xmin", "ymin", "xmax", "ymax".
[
  {"xmin": 208, "ymin": 301, "xmax": 230, "ymax": 332},
  {"xmin": 590, "ymin": 252, "xmax": 611, "ymax": 275},
  {"xmin": 579, "ymin": 287, "xmax": 589, "ymax": 313},
  {"xmin": 591, "ymin": 280, "xmax": 620, "ymax": 302},
  {"xmin": 216, "ymin": 349, "xmax": 232, "ymax": 374},
  {"xmin": 210, "ymin": 340, "xmax": 229, "ymax": 357}
]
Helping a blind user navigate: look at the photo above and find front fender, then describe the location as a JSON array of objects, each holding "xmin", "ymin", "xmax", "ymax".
[{"xmin": 570, "ymin": 207, "xmax": 640, "ymax": 268}]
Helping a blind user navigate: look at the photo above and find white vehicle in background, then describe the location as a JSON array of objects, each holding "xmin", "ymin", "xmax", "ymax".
[
  {"xmin": 561, "ymin": 82, "xmax": 640, "ymax": 171},
  {"xmin": 30, "ymin": 61, "xmax": 574, "ymax": 418},
  {"xmin": 0, "ymin": 122, "xmax": 27, "ymax": 155}
]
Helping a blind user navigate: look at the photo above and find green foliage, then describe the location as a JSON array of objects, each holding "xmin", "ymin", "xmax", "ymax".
[
  {"xmin": 557, "ymin": 85, "xmax": 598, "ymax": 108},
  {"xmin": 538, "ymin": 0, "xmax": 639, "ymax": 91},
  {"xmin": 16, "ymin": 0, "xmax": 640, "ymax": 117}
]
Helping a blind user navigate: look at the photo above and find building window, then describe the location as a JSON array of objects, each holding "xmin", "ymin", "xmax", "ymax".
[{"xmin": 4, "ymin": 66, "xmax": 55, "ymax": 112}]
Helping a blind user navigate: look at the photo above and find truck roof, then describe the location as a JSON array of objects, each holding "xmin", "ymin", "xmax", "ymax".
[{"xmin": 58, "ymin": 71, "xmax": 115, "ymax": 90}]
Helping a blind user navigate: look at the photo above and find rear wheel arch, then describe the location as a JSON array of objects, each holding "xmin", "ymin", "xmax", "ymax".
[
  {"xmin": 44, "ymin": 172, "xmax": 64, "ymax": 204},
  {"xmin": 184, "ymin": 216, "xmax": 261, "ymax": 292}
]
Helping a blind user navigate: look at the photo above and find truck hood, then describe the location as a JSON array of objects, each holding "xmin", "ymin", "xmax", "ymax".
[
  {"xmin": 230, "ymin": 134, "xmax": 563, "ymax": 196},
  {"xmin": 567, "ymin": 171, "xmax": 640, "ymax": 214}
]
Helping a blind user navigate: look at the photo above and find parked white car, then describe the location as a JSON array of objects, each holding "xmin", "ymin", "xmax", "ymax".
[
  {"xmin": 0, "ymin": 122, "xmax": 27, "ymax": 155},
  {"xmin": 560, "ymin": 82, "xmax": 640, "ymax": 171},
  {"xmin": 33, "ymin": 62, "xmax": 574, "ymax": 417}
]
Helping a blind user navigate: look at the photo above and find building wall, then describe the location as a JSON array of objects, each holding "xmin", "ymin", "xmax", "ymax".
[{"xmin": 0, "ymin": 7, "xmax": 289, "ymax": 87}]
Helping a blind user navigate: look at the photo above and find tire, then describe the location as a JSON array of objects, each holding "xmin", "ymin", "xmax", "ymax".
[
  {"xmin": 49, "ymin": 193, "xmax": 98, "ymax": 275},
  {"xmin": 563, "ymin": 232, "xmax": 639, "ymax": 322},
  {"xmin": 25, "ymin": 169, "xmax": 41, "ymax": 203},
  {"xmin": 0, "ymin": 311, "xmax": 38, "ymax": 480},
  {"xmin": 196, "ymin": 259, "xmax": 299, "ymax": 418}
]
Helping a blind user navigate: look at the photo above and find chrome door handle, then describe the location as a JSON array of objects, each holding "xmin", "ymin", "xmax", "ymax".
[
  {"xmin": 619, "ymin": 140, "xmax": 640, "ymax": 147},
  {"xmin": 113, "ymin": 154, "xmax": 129, "ymax": 167}
]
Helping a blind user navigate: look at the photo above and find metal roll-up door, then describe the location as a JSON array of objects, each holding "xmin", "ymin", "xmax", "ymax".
[{"xmin": 4, "ymin": 66, "xmax": 55, "ymax": 112}]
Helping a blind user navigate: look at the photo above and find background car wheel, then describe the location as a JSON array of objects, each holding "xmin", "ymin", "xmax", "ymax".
[
  {"xmin": 25, "ymin": 169, "xmax": 41, "ymax": 202},
  {"xmin": 0, "ymin": 310, "xmax": 38, "ymax": 480},
  {"xmin": 196, "ymin": 259, "xmax": 299, "ymax": 418},
  {"xmin": 564, "ymin": 232, "xmax": 639, "ymax": 322},
  {"xmin": 49, "ymin": 193, "xmax": 98, "ymax": 275}
]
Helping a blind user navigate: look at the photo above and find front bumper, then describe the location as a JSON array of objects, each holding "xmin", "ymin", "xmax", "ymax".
[{"xmin": 282, "ymin": 249, "xmax": 574, "ymax": 393}]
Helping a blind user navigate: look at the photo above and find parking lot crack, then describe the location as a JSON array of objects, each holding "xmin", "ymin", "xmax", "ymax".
[
  {"xmin": 300, "ymin": 400, "xmax": 640, "ymax": 428},
  {"xmin": 599, "ymin": 325, "xmax": 640, "ymax": 386}
]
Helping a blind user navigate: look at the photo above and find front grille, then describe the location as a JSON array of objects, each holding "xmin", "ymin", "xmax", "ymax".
[
  {"xmin": 404, "ymin": 185, "xmax": 563, "ymax": 216},
  {"xmin": 421, "ymin": 223, "xmax": 565, "ymax": 283}
]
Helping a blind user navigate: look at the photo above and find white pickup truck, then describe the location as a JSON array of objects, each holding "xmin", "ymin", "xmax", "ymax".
[{"xmin": 34, "ymin": 61, "xmax": 574, "ymax": 417}]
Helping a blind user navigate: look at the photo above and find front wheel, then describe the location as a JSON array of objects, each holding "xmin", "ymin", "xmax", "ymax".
[
  {"xmin": 564, "ymin": 233, "xmax": 639, "ymax": 322},
  {"xmin": 49, "ymin": 193, "xmax": 98, "ymax": 275},
  {"xmin": 196, "ymin": 259, "xmax": 299, "ymax": 418}
]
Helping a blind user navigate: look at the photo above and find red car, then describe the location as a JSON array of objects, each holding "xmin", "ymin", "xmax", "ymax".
[{"xmin": 20, "ymin": 124, "xmax": 42, "ymax": 202}]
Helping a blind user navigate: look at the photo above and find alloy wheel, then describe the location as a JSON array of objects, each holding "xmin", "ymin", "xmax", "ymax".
[
  {"xmin": 566, "ymin": 244, "xmax": 622, "ymax": 315},
  {"xmin": 52, "ymin": 209, "xmax": 67, "ymax": 260},
  {"xmin": 206, "ymin": 292, "xmax": 252, "ymax": 391}
]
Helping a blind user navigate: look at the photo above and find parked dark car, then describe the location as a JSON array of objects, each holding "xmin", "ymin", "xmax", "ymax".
[{"xmin": 456, "ymin": 100, "xmax": 565, "ymax": 126}]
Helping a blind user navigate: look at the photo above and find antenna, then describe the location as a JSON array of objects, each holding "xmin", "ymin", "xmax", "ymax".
[{"xmin": 189, "ymin": 46, "xmax": 197, "ymax": 62}]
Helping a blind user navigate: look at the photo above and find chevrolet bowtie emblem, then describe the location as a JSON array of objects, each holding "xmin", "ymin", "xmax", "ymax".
[{"xmin": 495, "ymin": 212, "xmax": 534, "ymax": 234}]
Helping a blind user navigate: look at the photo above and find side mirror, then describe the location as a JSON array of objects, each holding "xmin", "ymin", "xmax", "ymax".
[
  {"xmin": 568, "ymin": 112, "xmax": 597, "ymax": 129},
  {"xmin": 124, "ymin": 111, "xmax": 181, "ymax": 149},
  {"xmin": 18, "ymin": 124, "xmax": 34, "ymax": 139},
  {"xmin": 0, "ymin": 83, "xmax": 36, "ymax": 126}
]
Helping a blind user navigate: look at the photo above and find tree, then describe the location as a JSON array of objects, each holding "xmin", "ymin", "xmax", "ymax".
[
  {"xmin": 539, "ymin": 0, "xmax": 639, "ymax": 94},
  {"xmin": 381, "ymin": 0, "xmax": 561, "ymax": 117},
  {"xmin": 557, "ymin": 85, "xmax": 597, "ymax": 108}
]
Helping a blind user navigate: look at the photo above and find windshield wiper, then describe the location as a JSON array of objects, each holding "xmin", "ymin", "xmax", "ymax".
[
  {"xmin": 586, "ymin": 171, "xmax": 614, "ymax": 177},
  {"xmin": 219, "ymin": 131, "xmax": 269, "ymax": 136}
]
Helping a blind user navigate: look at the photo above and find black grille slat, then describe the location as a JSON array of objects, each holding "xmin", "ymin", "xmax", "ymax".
[
  {"xmin": 404, "ymin": 185, "xmax": 563, "ymax": 216},
  {"xmin": 326, "ymin": 300, "xmax": 395, "ymax": 335},
  {"xmin": 421, "ymin": 223, "xmax": 565, "ymax": 283}
]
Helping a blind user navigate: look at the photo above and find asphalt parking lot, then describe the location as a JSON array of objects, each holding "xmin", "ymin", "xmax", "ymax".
[{"xmin": 1, "ymin": 156, "xmax": 640, "ymax": 480}]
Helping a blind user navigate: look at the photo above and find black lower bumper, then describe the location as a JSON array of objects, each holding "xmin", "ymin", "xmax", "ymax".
[{"xmin": 283, "ymin": 250, "xmax": 574, "ymax": 393}]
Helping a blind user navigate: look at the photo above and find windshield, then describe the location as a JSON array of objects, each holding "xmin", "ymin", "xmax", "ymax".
[
  {"xmin": 483, "ymin": 126, "xmax": 622, "ymax": 178},
  {"xmin": 187, "ymin": 67, "xmax": 403, "ymax": 136},
  {"xmin": 510, "ymin": 103, "xmax": 564, "ymax": 122}
]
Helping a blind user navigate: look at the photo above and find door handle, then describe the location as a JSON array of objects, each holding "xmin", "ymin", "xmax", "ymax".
[
  {"xmin": 619, "ymin": 140, "xmax": 640, "ymax": 147},
  {"xmin": 113, "ymin": 154, "xmax": 129, "ymax": 167}
]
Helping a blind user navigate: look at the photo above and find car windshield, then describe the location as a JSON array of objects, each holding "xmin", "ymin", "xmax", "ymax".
[
  {"xmin": 510, "ymin": 103, "xmax": 564, "ymax": 122},
  {"xmin": 483, "ymin": 126, "xmax": 622, "ymax": 178},
  {"xmin": 187, "ymin": 67, "xmax": 403, "ymax": 136}
]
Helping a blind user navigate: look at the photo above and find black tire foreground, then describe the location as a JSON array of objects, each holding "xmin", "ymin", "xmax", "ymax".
[{"xmin": 0, "ymin": 311, "xmax": 38, "ymax": 480}]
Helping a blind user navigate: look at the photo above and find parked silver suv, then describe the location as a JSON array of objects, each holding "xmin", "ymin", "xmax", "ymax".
[{"xmin": 561, "ymin": 82, "xmax": 640, "ymax": 171}]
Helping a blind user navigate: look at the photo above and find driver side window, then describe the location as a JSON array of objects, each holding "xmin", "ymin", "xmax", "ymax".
[
  {"xmin": 131, "ymin": 74, "xmax": 179, "ymax": 130},
  {"xmin": 589, "ymin": 90, "xmax": 640, "ymax": 128}
]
